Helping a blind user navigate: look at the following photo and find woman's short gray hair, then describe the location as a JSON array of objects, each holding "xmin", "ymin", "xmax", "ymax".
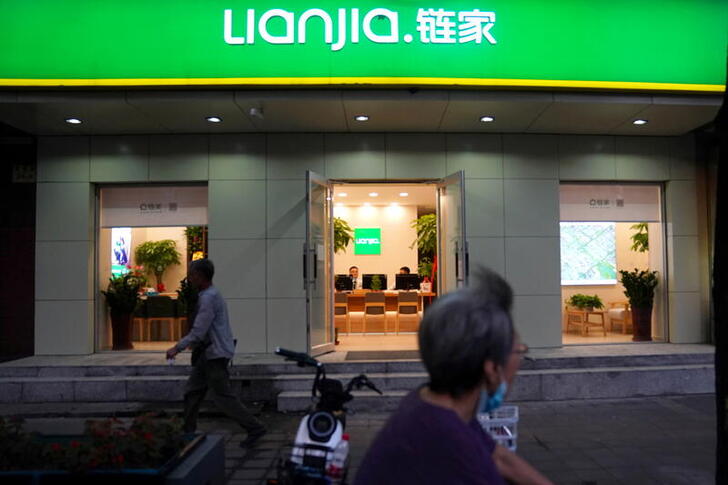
[{"xmin": 418, "ymin": 266, "xmax": 515, "ymax": 397}]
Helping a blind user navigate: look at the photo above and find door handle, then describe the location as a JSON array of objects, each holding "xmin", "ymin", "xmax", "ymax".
[
  {"xmin": 465, "ymin": 240, "xmax": 470, "ymax": 282},
  {"xmin": 302, "ymin": 243, "xmax": 308, "ymax": 290}
]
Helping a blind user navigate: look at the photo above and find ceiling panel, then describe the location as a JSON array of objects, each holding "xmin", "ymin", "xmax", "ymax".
[
  {"xmin": 342, "ymin": 90, "xmax": 449, "ymax": 132},
  {"xmin": 235, "ymin": 91, "xmax": 347, "ymax": 132},
  {"xmin": 527, "ymin": 94, "xmax": 651, "ymax": 134},
  {"xmin": 0, "ymin": 89, "xmax": 721, "ymax": 136},
  {"xmin": 610, "ymin": 96, "xmax": 722, "ymax": 136},
  {"xmin": 0, "ymin": 92, "xmax": 166, "ymax": 135},
  {"xmin": 332, "ymin": 183, "xmax": 436, "ymax": 207},
  {"xmin": 127, "ymin": 91, "xmax": 256, "ymax": 133},
  {"xmin": 440, "ymin": 92, "xmax": 552, "ymax": 132}
]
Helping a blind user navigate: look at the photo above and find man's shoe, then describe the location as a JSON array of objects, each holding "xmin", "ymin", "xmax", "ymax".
[{"xmin": 240, "ymin": 427, "xmax": 267, "ymax": 448}]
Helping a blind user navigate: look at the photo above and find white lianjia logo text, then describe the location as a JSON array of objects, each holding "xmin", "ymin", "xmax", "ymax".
[
  {"xmin": 223, "ymin": 7, "xmax": 497, "ymax": 51},
  {"xmin": 356, "ymin": 238, "xmax": 380, "ymax": 245}
]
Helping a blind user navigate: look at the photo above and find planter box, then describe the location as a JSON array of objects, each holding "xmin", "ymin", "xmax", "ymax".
[{"xmin": 0, "ymin": 434, "xmax": 225, "ymax": 485}]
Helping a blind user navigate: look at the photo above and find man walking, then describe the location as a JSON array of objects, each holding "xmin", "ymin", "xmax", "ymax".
[{"xmin": 167, "ymin": 259, "xmax": 267, "ymax": 448}]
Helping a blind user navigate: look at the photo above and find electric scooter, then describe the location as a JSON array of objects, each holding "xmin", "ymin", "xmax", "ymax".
[{"xmin": 271, "ymin": 347, "xmax": 383, "ymax": 485}]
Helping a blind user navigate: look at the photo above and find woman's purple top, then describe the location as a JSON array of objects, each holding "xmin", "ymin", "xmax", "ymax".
[{"xmin": 353, "ymin": 388, "xmax": 505, "ymax": 485}]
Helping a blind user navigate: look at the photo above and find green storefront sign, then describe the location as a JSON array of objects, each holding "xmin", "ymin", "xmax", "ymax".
[
  {"xmin": 0, "ymin": 1, "xmax": 725, "ymax": 91},
  {"xmin": 355, "ymin": 228, "xmax": 381, "ymax": 255}
]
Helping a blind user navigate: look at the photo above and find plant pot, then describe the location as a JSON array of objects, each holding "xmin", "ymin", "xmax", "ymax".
[
  {"xmin": 110, "ymin": 313, "xmax": 134, "ymax": 350},
  {"xmin": 631, "ymin": 305, "xmax": 653, "ymax": 341}
]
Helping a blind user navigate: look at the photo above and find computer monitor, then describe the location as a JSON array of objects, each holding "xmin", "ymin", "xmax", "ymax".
[
  {"xmin": 335, "ymin": 274, "xmax": 353, "ymax": 291},
  {"xmin": 362, "ymin": 274, "xmax": 387, "ymax": 290},
  {"xmin": 395, "ymin": 273, "xmax": 421, "ymax": 291}
]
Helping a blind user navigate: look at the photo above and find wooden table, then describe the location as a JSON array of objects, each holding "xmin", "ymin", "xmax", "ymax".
[{"xmin": 565, "ymin": 308, "xmax": 607, "ymax": 336}]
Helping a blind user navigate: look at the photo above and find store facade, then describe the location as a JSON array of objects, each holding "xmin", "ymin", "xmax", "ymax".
[{"xmin": 0, "ymin": 0, "xmax": 725, "ymax": 356}]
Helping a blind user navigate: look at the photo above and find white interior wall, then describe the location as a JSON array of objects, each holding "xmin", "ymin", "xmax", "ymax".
[{"xmin": 333, "ymin": 204, "xmax": 419, "ymax": 287}]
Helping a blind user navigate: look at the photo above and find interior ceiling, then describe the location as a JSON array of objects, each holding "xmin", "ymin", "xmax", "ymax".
[
  {"xmin": 0, "ymin": 89, "xmax": 722, "ymax": 136},
  {"xmin": 332, "ymin": 183, "xmax": 435, "ymax": 207}
]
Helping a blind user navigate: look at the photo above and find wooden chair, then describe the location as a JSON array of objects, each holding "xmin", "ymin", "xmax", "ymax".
[
  {"xmin": 363, "ymin": 292, "xmax": 386, "ymax": 335},
  {"xmin": 396, "ymin": 291, "xmax": 420, "ymax": 334},
  {"xmin": 607, "ymin": 301, "xmax": 633, "ymax": 334},
  {"xmin": 334, "ymin": 292, "xmax": 350, "ymax": 335},
  {"xmin": 146, "ymin": 296, "xmax": 179, "ymax": 341}
]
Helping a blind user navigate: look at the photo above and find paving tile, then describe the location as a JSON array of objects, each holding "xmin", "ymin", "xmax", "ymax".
[{"xmin": 232, "ymin": 468, "xmax": 267, "ymax": 479}]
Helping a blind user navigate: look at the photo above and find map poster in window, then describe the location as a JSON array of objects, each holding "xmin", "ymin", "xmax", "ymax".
[{"xmin": 560, "ymin": 222, "xmax": 617, "ymax": 285}]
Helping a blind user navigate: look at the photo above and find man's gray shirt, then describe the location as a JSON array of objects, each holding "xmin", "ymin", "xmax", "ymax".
[{"xmin": 176, "ymin": 286, "xmax": 235, "ymax": 360}]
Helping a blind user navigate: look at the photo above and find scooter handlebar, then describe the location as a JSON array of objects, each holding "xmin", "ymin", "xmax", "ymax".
[{"xmin": 275, "ymin": 347, "xmax": 321, "ymax": 367}]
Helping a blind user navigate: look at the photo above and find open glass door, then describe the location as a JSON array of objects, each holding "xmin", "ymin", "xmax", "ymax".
[
  {"xmin": 306, "ymin": 171, "xmax": 335, "ymax": 355},
  {"xmin": 437, "ymin": 171, "xmax": 468, "ymax": 294}
]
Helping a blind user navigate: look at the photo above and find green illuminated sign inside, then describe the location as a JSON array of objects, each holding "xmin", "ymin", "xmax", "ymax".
[
  {"xmin": 355, "ymin": 228, "xmax": 381, "ymax": 255},
  {"xmin": 0, "ymin": 1, "xmax": 725, "ymax": 92}
]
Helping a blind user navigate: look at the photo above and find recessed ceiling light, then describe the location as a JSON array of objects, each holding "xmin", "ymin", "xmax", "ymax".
[
  {"xmin": 632, "ymin": 119, "xmax": 648, "ymax": 125},
  {"xmin": 399, "ymin": 192, "xmax": 409, "ymax": 197},
  {"xmin": 363, "ymin": 202, "xmax": 371, "ymax": 207},
  {"xmin": 65, "ymin": 118, "xmax": 82, "ymax": 124},
  {"xmin": 338, "ymin": 193, "xmax": 348, "ymax": 197},
  {"xmin": 369, "ymin": 192, "xmax": 379, "ymax": 197},
  {"xmin": 206, "ymin": 116, "xmax": 222, "ymax": 123},
  {"xmin": 479, "ymin": 115, "xmax": 495, "ymax": 123},
  {"xmin": 390, "ymin": 202, "xmax": 399, "ymax": 207},
  {"xmin": 354, "ymin": 115, "xmax": 369, "ymax": 122}
]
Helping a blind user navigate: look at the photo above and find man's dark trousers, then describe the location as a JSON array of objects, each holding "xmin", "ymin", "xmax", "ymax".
[{"xmin": 183, "ymin": 354, "xmax": 265, "ymax": 434}]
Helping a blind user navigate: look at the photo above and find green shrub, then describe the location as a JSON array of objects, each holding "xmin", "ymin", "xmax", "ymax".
[{"xmin": 567, "ymin": 294, "xmax": 604, "ymax": 310}]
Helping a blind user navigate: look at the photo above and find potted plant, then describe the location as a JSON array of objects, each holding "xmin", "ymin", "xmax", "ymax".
[
  {"xmin": 134, "ymin": 240, "xmax": 182, "ymax": 291},
  {"xmin": 411, "ymin": 213, "xmax": 437, "ymax": 287},
  {"xmin": 418, "ymin": 256, "xmax": 434, "ymax": 280},
  {"xmin": 370, "ymin": 275, "xmax": 383, "ymax": 291},
  {"xmin": 619, "ymin": 268, "xmax": 659, "ymax": 341},
  {"xmin": 184, "ymin": 226, "xmax": 208, "ymax": 261},
  {"xmin": 630, "ymin": 223, "xmax": 649, "ymax": 252},
  {"xmin": 101, "ymin": 266, "xmax": 146, "ymax": 350},
  {"xmin": 566, "ymin": 294, "xmax": 604, "ymax": 312},
  {"xmin": 334, "ymin": 217, "xmax": 354, "ymax": 254}
]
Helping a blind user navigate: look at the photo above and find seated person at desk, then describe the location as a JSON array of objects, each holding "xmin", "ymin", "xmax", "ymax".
[
  {"xmin": 394, "ymin": 267, "xmax": 420, "ymax": 290},
  {"xmin": 349, "ymin": 266, "xmax": 363, "ymax": 290}
]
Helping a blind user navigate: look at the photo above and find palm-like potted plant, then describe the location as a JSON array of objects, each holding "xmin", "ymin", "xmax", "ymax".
[
  {"xmin": 134, "ymin": 240, "xmax": 182, "ymax": 291},
  {"xmin": 334, "ymin": 217, "xmax": 354, "ymax": 254},
  {"xmin": 101, "ymin": 267, "xmax": 146, "ymax": 350},
  {"xmin": 411, "ymin": 213, "xmax": 437, "ymax": 286},
  {"xmin": 619, "ymin": 268, "xmax": 659, "ymax": 341}
]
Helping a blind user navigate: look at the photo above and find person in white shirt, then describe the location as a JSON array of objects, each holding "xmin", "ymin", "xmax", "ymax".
[{"xmin": 349, "ymin": 266, "xmax": 363, "ymax": 289}]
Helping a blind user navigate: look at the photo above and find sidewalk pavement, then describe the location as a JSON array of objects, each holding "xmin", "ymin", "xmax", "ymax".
[{"xmin": 202, "ymin": 394, "xmax": 716, "ymax": 485}]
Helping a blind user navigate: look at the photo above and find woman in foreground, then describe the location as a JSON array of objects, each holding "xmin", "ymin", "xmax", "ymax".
[{"xmin": 354, "ymin": 267, "xmax": 553, "ymax": 485}]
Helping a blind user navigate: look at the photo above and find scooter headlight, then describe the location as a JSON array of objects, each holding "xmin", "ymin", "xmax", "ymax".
[{"xmin": 307, "ymin": 411, "xmax": 337, "ymax": 443}]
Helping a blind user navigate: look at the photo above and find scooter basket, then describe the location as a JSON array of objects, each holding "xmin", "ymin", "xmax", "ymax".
[{"xmin": 477, "ymin": 405, "xmax": 519, "ymax": 451}]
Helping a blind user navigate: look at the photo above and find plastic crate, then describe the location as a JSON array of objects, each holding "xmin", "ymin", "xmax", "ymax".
[{"xmin": 477, "ymin": 405, "xmax": 518, "ymax": 451}]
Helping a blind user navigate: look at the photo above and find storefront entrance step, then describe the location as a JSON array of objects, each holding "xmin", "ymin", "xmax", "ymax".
[
  {"xmin": 0, "ymin": 362, "xmax": 714, "ymax": 405},
  {"xmin": 0, "ymin": 348, "xmax": 714, "ymax": 378},
  {"xmin": 277, "ymin": 363, "xmax": 714, "ymax": 412}
]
